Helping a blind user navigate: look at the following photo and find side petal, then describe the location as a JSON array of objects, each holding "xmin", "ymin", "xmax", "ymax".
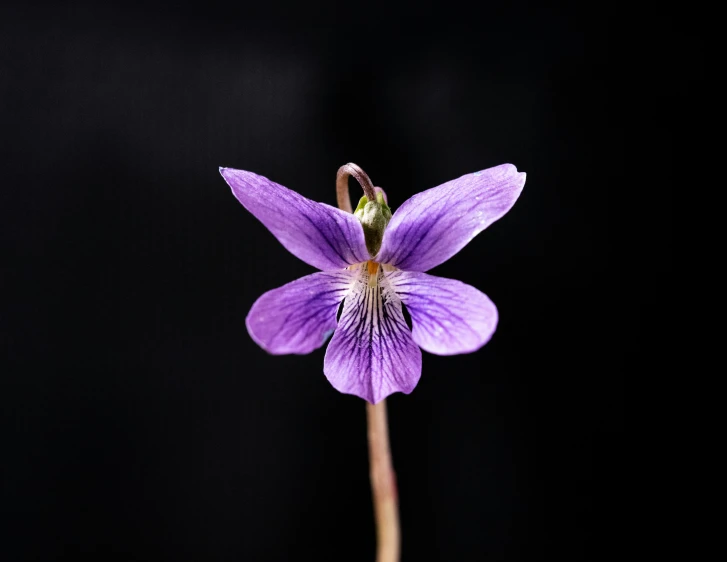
[
  {"xmin": 376, "ymin": 164, "xmax": 526, "ymax": 272},
  {"xmin": 246, "ymin": 271, "xmax": 356, "ymax": 355},
  {"xmin": 387, "ymin": 270, "xmax": 498, "ymax": 355},
  {"xmin": 324, "ymin": 267, "xmax": 422, "ymax": 403},
  {"xmin": 220, "ymin": 167, "xmax": 370, "ymax": 271}
]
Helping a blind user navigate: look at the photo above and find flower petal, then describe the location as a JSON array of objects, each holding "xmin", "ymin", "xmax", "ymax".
[
  {"xmin": 387, "ymin": 270, "xmax": 498, "ymax": 355},
  {"xmin": 220, "ymin": 167, "xmax": 370, "ymax": 271},
  {"xmin": 246, "ymin": 271, "xmax": 356, "ymax": 355},
  {"xmin": 324, "ymin": 267, "xmax": 422, "ymax": 403},
  {"xmin": 376, "ymin": 164, "xmax": 526, "ymax": 271}
]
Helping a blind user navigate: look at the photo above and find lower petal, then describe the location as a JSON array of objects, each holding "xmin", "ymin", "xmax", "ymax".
[
  {"xmin": 324, "ymin": 267, "xmax": 422, "ymax": 403},
  {"xmin": 387, "ymin": 271, "xmax": 498, "ymax": 355},
  {"xmin": 246, "ymin": 271, "xmax": 355, "ymax": 355}
]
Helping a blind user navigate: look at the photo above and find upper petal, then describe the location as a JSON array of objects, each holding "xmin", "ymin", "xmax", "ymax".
[
  {"xmin": 376, "ymin": 164, "xmax": 526, "ymax": 271},
  {"xmin": 324, "ymin": 266, "xmax": 422, "ymax": 403},
  {"xmin": 220, "ymin": 167, "xmax": 370, "ymax": 271},
  {"xmin": 387, "ymin": 270, "xmax": 498, "ymax": 355},
  {"xmin": 246, "ymin": 270, "xmax": 356, "ymax": 355}
]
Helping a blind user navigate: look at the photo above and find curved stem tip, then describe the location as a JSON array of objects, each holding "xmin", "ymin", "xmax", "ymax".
[{"xmin": 337, "ymin": 163, "xmax": 377, "ymax": 212}]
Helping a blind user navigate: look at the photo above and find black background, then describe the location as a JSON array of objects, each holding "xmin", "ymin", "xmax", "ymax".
[{"xmin": 1, "ymin": 2, "xmax": 638, "ymax": 561}]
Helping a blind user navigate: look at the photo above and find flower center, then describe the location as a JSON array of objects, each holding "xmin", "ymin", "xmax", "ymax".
[{"xmin": 367, "ymin": 260, "xmax": 379, "ymax": 288}]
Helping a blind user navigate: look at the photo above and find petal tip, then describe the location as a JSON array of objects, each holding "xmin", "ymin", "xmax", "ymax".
[
  {"xmin": 244, "ymin": 311, "xmax": 276, "ymax": 355},
  {"xmin": 503, "ymin": 163, "xmax": 522, "ymax": 176},
  {"xmin": 494, "ymin": 163, "xmax": 527, "ymax": 180},
  {"xmin": 331, "ymin": 384, "xmax": 414, "ymax": 404}
]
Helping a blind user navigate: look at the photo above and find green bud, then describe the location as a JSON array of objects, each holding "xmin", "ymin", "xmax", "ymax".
[
  {"xmin": 354, "ymin": 196, "xmax": 392, "ymax": 257},
  {"xmin": 354, "ymin": 196, "xmax": 368, "ymax": 215}
]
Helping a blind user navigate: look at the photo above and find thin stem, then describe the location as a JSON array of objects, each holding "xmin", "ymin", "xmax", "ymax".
[
  {"xmin": 366, "ymin": 401, "xmax": 400, "ymax": 562},
  {"xmin": 337, "ymin": 163, "xmax": 377, "ymax": 211},
  {"xmin": 335, "ymin": 163, "xmax": 400, "ymax": 562}
]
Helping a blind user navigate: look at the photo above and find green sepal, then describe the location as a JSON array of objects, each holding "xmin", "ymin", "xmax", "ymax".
[
  {"xmin": 354, "ymin": 196, "xmax": 368, "ymax": 215},
  {"xmin": 376, "ymin": 191, "xmax": 392, "ymax": 216},
  {"xmin": 354, "ymin": 198, "xmax": 392, "ymax": 257}
]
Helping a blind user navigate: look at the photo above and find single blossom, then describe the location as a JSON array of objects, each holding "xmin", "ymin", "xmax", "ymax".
[{"xmin": 219, "ymin": 164, "xmax": 526, "ymax": 403}]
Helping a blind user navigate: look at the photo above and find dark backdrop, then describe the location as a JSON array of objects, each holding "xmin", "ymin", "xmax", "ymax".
[{"xmin": 2, "ymin": 2, "xmax": 629, "ymax": 561}]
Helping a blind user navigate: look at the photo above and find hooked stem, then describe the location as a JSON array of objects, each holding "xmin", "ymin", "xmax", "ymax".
[
  {"xmin": 337, "ymin": 163, "xmax": 377, "ymax": 211},
  {"xmin": 336, "ymin": 163, "xmax": 400, "ymax": 562}
]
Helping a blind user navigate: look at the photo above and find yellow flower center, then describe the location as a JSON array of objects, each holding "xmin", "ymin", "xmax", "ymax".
[{"xmin": 367, "ymin": 260, "xmax": 379, "ymax": 288}]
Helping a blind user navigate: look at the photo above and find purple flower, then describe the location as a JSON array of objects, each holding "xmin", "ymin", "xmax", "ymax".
[{"xmin": 219, "ymin": 164, "xmax": 526, "ymax": 403}]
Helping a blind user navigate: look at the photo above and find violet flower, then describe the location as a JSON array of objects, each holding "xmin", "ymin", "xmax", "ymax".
[{"xmin": 220, "ymin": 164, "xmax": 526, "ymax": 403}]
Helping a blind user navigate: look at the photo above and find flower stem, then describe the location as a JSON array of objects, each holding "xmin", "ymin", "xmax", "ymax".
[
  {"xmin": 337, "ymin": 163, "xmax": 377, "ymax": 209},
  {"xmin": 336, "ymin": 163, "xmax": 400, "ymax": 562},
  {"xmin": 366, "ymin": 400, "xmax": 400, "ymax": 562}
]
